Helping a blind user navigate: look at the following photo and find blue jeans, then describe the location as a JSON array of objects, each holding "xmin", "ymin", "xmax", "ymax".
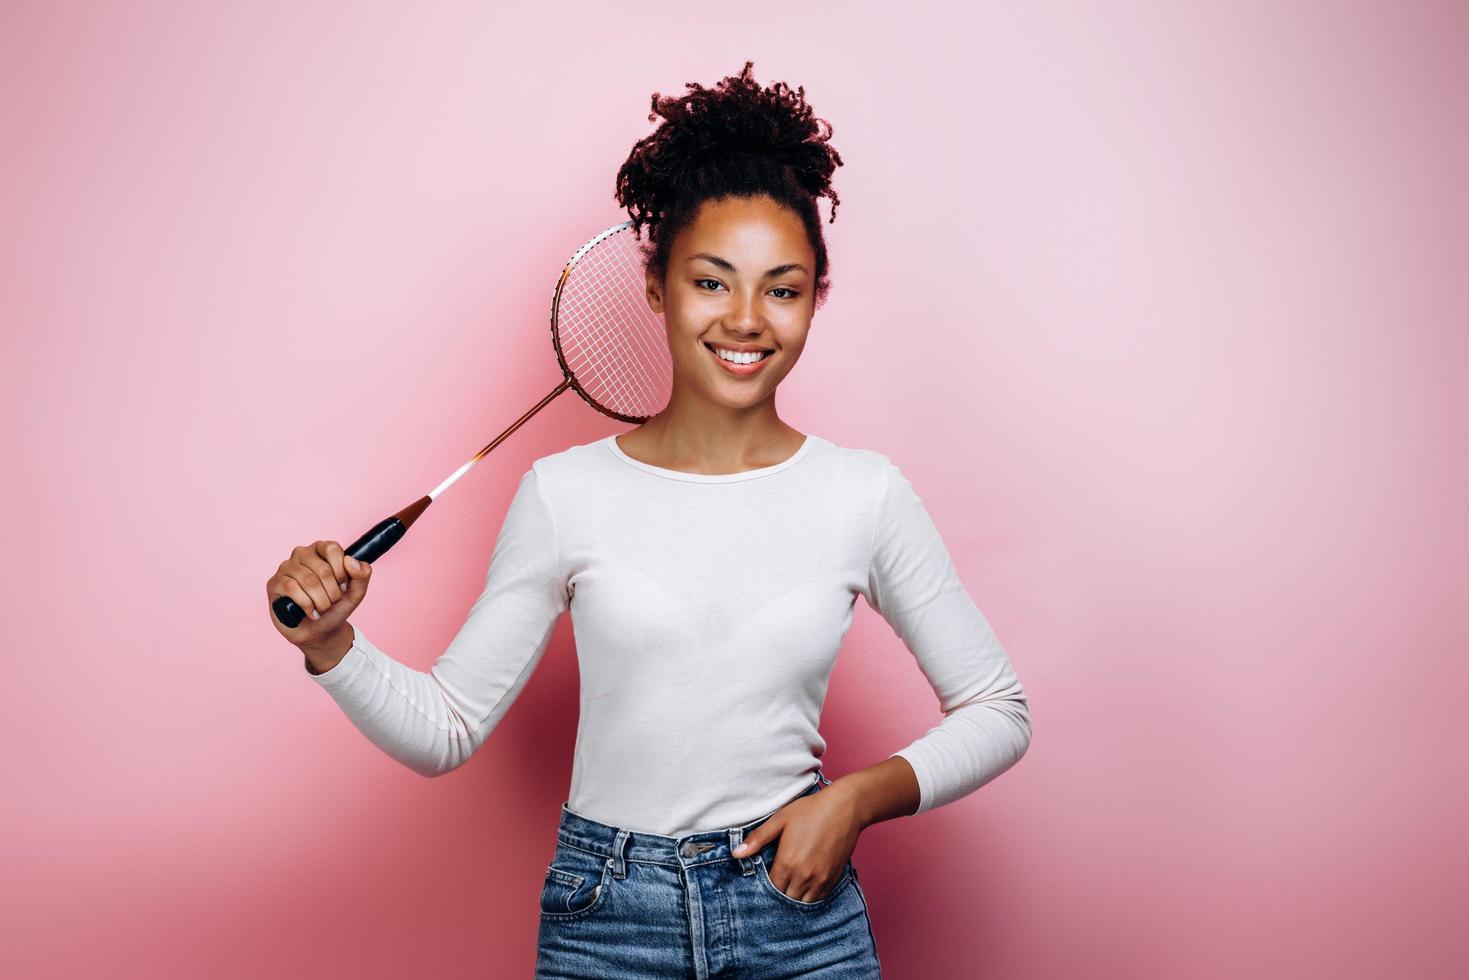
[{"xmin": 535, "ymin": 771, "xmax": 883, "ymax": 979}]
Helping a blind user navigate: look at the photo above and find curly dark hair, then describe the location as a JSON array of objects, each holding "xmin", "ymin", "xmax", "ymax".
[{"xmin": 614, "ymin": 61, "xmax": 845, "ymax": 310}]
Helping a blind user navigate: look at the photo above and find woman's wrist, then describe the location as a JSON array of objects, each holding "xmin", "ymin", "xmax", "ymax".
[
  {"xmin": 831, "ymin": 756, "xmax": 921, "ymax": 828},
  {"xmin": 301, "ymin": 624, "xmax": 355, "ymax": 674}
]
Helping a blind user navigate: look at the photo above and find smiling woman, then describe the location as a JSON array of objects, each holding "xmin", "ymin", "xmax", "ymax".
[{"xmin": 291, "ymin": 60, "xmax": 1030, "ymax": 980}]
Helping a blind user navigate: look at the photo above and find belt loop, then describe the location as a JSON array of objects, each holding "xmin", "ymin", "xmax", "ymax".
[
  {"xmin": 610, "ymin": 828, "xmax": 631, "ymax": 879},
  {"xmin": 728, "ymin": 826, "xmax": 757, "ymax": 876}
]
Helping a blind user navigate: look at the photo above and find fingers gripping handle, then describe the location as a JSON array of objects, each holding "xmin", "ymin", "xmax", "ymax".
[{"xmin": 272, "ymin": 516, "xmax": 403, "ymax": 629}]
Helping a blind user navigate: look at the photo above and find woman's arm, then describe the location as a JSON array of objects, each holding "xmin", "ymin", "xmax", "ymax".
[
  {"xmin": 855, "ymin": 459, "xmax": 1032, "ymax": 818},
  {"xmin": 302, "ymin": 466, "xmax": 569, "ymax": 777}
]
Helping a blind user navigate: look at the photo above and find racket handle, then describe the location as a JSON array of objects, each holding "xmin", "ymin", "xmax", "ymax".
[{"xmin": 272, "ymin": 515, "xmax": 407, "ymax": 629}]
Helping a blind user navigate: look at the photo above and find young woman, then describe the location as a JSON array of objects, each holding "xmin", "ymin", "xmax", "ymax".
[{"xmin": 267, "ymin": 62, "xmax": 1031, "ymax": 979}]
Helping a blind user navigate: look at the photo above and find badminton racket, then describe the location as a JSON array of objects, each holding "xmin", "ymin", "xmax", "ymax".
[{"xmin": 271, "ymin": 220, "xmax": 669, "ymax": 628}]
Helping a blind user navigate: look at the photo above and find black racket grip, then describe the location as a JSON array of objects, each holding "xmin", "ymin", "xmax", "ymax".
[{"xmin": 272, "ymin": 516, "xmax": 405, "ymax": 629}]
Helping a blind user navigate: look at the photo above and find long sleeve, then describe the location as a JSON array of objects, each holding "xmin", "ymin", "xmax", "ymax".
[
  {"xmin": 303, "ymin": 466, "xmax": 568, "ymax": 777},
  {"xmin": 863, "ymin": 460, "xmax": 1031, "ymax": 816}
]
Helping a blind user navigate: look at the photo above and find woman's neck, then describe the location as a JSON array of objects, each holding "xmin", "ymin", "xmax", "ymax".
[{"xmin": 617, "ymin": 406, "xmax": 805, "ymax": 475}]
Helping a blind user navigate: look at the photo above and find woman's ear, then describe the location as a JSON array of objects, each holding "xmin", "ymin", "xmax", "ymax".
[{"xmin": 645, "ymin": 271, "xmax": 664, "ymax": 314}]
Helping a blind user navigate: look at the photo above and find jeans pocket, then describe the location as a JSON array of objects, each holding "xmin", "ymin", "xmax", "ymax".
[
  {"xmin": 754, "ymin": 843, "xmax": 853, "ymax": 911},
  {"xmin": 539, "ymin": 841, "xmax": 612, "ymax": 920}
]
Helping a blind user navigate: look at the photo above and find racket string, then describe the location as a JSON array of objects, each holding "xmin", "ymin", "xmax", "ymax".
[
  {"xmin": 565, "ymin": 250, "xmax": 661, "ymax": 403},
  {"xmin": 555, "ymin": 225, "xmax": 672, "ymax": 420}
]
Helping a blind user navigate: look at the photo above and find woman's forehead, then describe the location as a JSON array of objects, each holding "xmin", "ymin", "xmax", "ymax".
[{"xmin": 676, "ymin": 198, "xmax": 812, "ymax": 263}]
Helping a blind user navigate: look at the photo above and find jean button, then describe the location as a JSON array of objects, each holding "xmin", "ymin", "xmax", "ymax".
[{"xmin": 680, "ymin": 842, "xmax": 697, "ymax": 858}]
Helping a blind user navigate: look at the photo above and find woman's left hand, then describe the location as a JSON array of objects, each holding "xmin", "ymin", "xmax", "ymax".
[{"xmin": 731, "ymin": 781, "xmax": 865, "ymax": 903}]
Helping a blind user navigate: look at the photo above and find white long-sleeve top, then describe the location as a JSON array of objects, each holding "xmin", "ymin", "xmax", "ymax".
[{"xmin": 305, "ymin": 432, "xmax": 1031, "ymax": 837}]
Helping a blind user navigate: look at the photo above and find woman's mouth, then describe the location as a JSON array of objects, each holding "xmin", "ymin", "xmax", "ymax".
[{"xmin": 704, "ymin": 342, "xmax": 774, "ymax": 377}]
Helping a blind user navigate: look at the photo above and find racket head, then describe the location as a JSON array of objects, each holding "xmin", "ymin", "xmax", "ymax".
[{"xmin": 550, "ymin": 220, "xmax": 671, "ymax": 423}]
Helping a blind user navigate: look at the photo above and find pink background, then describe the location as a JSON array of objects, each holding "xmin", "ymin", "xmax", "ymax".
[{"xmin": 3, "ymin": 2, "xmax": 1465, "ymax": 977}]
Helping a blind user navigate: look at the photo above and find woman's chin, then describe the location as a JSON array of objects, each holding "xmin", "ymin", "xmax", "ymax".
[{"xmin": 694, "ymin": 380, "xmax": 773, "ymax": 410}]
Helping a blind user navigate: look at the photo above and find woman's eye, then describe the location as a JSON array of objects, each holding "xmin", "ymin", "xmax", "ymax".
[{"xmin": 694, "ymin": 279, "xmax": 798, "ymax": 299}]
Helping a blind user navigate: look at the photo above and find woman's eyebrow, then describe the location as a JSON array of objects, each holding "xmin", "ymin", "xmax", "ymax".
[{"xmin": 686, "ymin": 253, "xmax": 808, "ymax": 277}]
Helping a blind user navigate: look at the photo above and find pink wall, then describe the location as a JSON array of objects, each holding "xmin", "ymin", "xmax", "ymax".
[{"xmin": 3, "ymin": 2, "xmax": 1464, "ymax": 977}]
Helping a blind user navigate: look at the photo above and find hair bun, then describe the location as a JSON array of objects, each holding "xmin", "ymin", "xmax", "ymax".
[{"xmin": 641, "ymin": 61, "xmax": 840, "ymax": 200}]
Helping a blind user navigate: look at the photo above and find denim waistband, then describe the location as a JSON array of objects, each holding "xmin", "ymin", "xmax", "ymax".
[{"xmin": 555, "ymin": 772, "xmax": 831, "ymax": 871}]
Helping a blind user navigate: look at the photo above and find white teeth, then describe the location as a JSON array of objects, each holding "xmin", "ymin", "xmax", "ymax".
[{"xmin": 711, "ymin": 346, "xmax": 769, "ymax": 365}]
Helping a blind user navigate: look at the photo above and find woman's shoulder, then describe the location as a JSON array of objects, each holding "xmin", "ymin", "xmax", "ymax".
[
  {"xmin": 525, "ymin": 435, "xmax": 616, "ymax": 487},
  {"xmin": 806, "ymin": 432, "xmax": 897, "ymax": 480}
]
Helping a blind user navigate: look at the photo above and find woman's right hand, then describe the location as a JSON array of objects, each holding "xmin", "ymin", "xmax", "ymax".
[{"xmin": 266, "ymin": 540, "xmax": 372, "ymax": 663}]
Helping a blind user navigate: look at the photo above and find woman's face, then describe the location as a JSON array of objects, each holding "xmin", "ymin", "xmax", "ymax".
[{"xmin": 645, "ymin": 194, "xmax": 816, "ymax": 412}]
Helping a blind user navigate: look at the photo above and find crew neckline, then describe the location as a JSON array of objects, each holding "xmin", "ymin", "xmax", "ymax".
[{"xmin": 605, "ymin": 432, "xmax": 817, "ymax": 483}]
